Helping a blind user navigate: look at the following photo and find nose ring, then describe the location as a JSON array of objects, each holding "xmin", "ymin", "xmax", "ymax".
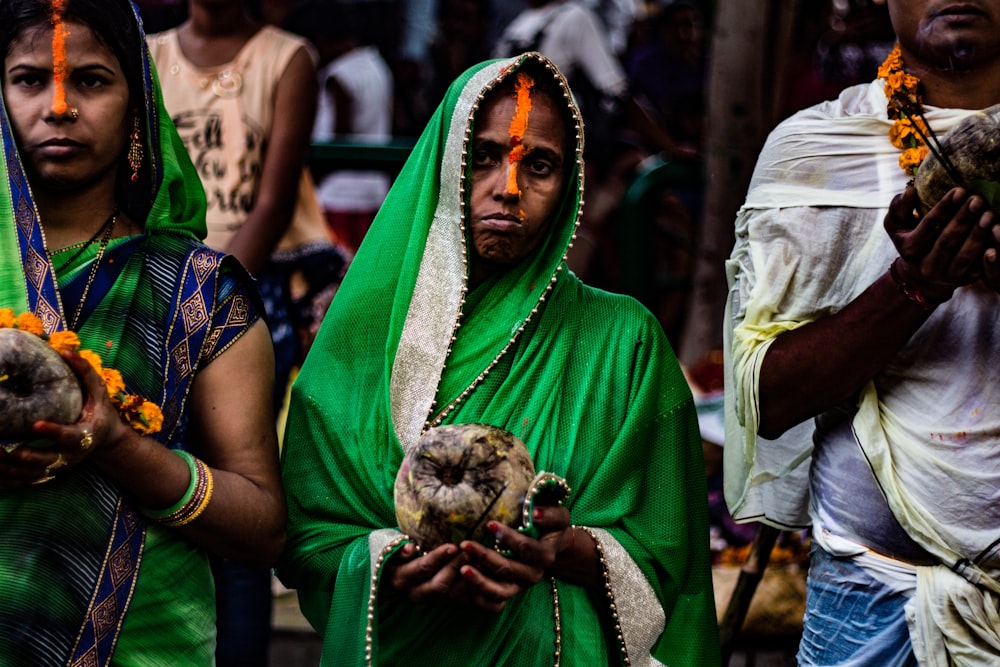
[{"xmin": 67, "ymin": 108, "xmax": 79, "ymax": 120}]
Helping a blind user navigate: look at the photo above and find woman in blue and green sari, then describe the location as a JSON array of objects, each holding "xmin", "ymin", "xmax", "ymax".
[{"xmin": 0, "ymin": 0, "xmax": 285, "ymax": 664}]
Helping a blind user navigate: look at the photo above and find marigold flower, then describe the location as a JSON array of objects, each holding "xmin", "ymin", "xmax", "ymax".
[
  {"xmin": 79, "ymin": 349, "xmax": 104, "ymax": 375},
  {"xmin": 899, "ymin": 146, "xmax": 929, "ymax": 175},
  {"xmin": 0, "ymin": 309, "xmax": 15, "ymax": 329},
  {"xmin": 134, "ymin": 402, "xmax": 164, "ymax": 435},
  {"xmin": 877, "ymin": 45, "xmax": 903, "ymax": 79},
  {"xmin": 888, "ymin": 116, "xmax": 928, "ymax": 149},
  {"xmin": 15, "ymin": 312, "xmax": 44, "ymax": 335},
  {"xmin": 102, "ymin": 367, "xmax": 125, "ymax": 397},
  {"xmin": 47, "ymin": 330, "xmax": 81, "ymax": 354}
]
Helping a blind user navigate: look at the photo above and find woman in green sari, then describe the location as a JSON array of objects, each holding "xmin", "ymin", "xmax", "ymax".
[
  {"xmin": 278, "ymin": 53, "xmax": 720, "ymax": 666},
  {"xmin": 0, "ymin": 0, "xmax": 284, "ymax": 664}
]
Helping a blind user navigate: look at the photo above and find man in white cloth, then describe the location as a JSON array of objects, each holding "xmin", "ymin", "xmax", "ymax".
[{"xmin": 723, "ymin": 0, "xmax": 1000, "ymax": 664}]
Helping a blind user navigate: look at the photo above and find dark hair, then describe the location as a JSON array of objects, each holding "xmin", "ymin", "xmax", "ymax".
[{"xmin": 0, "ymin": 0, "xmax": 153, "ymax": 221}]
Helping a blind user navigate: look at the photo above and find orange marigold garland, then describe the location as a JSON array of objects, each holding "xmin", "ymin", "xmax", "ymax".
[
  {"xmin": 879, "ymin": 44, "xmax": 929, "ymax": 176},
  {"xmin": 879, "ymin": 44, "xmax": 964, "ymax": 187},
  {"xmin": 0, "ymin": 309, "xmax": 164, "ymax": 435},
  {"xmin": 506, "ymin": 72, "xmax": 535, "ymax": 196}
]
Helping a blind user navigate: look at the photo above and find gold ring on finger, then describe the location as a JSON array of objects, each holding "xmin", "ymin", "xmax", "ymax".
[
  {"xmin": 79, "ymin": 430, "xmax": 94, "ymax": 452},
  {"xmin": 45, "ymin": 453, "xmax": 67, "ymax": 476}
]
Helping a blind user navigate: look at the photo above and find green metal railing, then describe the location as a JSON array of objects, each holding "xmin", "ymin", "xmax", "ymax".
[
  {"xmin": 309, "ymin": 139, "xmax": 416, "ymax": 178},
  {"xmin": 616, "ymin": 156, "xmax": 703, "ymax": 310}
]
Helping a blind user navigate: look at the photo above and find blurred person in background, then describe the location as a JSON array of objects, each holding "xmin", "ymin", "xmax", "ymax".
[{"xmin": 148, "ymin": 0, "xmax": 333, "ymax": 662}]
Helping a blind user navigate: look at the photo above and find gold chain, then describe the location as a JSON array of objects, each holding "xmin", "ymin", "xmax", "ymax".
[{"xmin": 70, "ymin": 213, "xmax": 118, "ymax": 330}]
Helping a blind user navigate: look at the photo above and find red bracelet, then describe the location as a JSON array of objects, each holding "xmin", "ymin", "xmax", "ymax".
[{"xmin": 889, "ymin": 258, "xmax": 935, "ymax": 311}]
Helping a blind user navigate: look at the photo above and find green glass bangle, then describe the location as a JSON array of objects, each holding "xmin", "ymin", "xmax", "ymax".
[{"xmin": 140, "ymin": 450, "xmax": 199, "ymax": 520}]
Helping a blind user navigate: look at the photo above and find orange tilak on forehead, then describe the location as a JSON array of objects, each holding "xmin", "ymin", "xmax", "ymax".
[
  {"xmin": 506, "ymin": 72, "xmax": 535, "ymax": 196},
  {"xmin": 50, "ymin": 0, "xmax": 70, "ymax": 115}
]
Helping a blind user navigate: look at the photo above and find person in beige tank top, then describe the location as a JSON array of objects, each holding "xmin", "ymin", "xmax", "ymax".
[{"xmin": 149, "ymin": 1, "xmax": 350, "ymax": 664}]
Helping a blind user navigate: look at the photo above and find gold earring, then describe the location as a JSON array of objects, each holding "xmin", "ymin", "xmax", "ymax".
[{"xmin": 128, "ymin": 116, "xmax": 143, "ymax": 182}]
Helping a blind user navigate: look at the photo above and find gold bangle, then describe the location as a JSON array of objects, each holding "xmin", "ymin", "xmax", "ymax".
[
  {"xmin": 161, "ymin": 458, "xmax": 214, "ymax": 527},
  {"xmin": 142, "ymin": 450, "xmax": 214, "ymax": 527}
]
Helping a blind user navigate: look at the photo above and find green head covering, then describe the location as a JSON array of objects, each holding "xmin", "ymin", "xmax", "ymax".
[{"xmin": 281, "ymin": 51, "xmax": 720, "ymax": 667}]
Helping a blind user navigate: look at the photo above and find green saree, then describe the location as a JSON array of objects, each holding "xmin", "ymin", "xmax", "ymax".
[
  {"xmin": 0, "ymin": 2, "xmax": 261, "ymax": 664},
  {"xmin": 278, "ymin": 53, "xmax": 720, "ymax": 666}
]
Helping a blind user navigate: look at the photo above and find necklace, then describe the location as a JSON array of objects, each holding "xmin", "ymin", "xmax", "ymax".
[
  {"xmin": 59, "ymin": 210, "xmax": 117, "ymax": 268},
  {"xmin": 878, "ymin": 44, "xmax": 960, "ymax": 182},
  {"xmin": 70, "ymin": 211, "xmax": 118, "ymax": 331}
]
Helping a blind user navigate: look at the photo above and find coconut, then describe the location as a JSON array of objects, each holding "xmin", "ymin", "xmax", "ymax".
[
  {"xmin": 914, "ymin": 104, "xmax": 1000, "ymax": 213},
  {"xmin": 394, "ymin": 423, "xmax": 536, "ymax": 550},
  {"xmin": 0, "ymin": 328, "xmax": 82, "ymax": 445}
]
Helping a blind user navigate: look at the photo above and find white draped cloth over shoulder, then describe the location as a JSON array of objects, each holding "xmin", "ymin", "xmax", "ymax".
[{"xmin": 723, "ymin": 79, "xmax": 1000, "ymax": 663}]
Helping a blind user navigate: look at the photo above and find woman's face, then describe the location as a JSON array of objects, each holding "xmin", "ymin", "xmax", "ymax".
[
  {"xmin": 467, "ymin": 86, "xmax": 569, "ymax": 282},
  {"xmin": 3, "ymin": 21, "xmax": 130, "ymax": 197}
]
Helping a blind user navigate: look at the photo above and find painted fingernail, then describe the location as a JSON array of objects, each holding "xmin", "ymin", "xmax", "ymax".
[
  {"xmin": 461, "ymin": 566, "xmax": 475, "ymax": 580},
  {"xmin": 533, "ymin": 507, "xmax": 543, "ymax": 520}
]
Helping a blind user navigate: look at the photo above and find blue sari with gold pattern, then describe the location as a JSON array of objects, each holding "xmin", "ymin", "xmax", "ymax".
[{"xmin": 0, "ymin": 1, "xmax": 261, "ymax": 664}]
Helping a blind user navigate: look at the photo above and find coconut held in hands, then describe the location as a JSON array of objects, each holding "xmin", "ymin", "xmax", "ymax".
[
  {"xmin": 394, "ymin": 423, "xmax": 536, "ymax": 550},
  {"xmin": 0, "ymin": 328, "xmax": 82, "ymax": 445},
  {"xmin": 914, "ymin": 104, "xmax": 1000, "ymax": 213}
]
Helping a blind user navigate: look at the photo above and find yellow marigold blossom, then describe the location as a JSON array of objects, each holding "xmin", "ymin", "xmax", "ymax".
[
  {"xmin": 15, "ymin": 312, "xmax": 44, "ymax": 335},
  {"xmin": 48, "ymin": 330, "xmax": 81, "ymax": 354},
  {"xmin": 79, "ymin": 349, "xmax": 104, "ymax": 375},
  {"xmin": 0, "ymin": 309, "xmax": 15, "ymax": 329},
  {"xmin": 888, "ymin": 116, "xmax": 928, "ymax": 149},
  {"xmin": 899, "ymin": 146, "xmax": 929, "ymax": 175},
  {"xmin": 877, "ymin": 45, "xmax": 903, "ymax": 78},
  {"xmin": 136, "ymin": 402, "xmax": 164, "ymax": 435},
  {"xmin": 102, "ymin": 367, "xmax": 125, "ymax": 397}
]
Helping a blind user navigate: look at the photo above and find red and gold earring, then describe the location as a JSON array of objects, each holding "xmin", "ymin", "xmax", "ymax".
[{"xmin": 128, "ymin": 115, "xmax": 143, "ymax": 182}]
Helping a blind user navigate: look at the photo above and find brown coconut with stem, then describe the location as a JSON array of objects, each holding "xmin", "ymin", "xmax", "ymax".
[
  {"xmin": 394, "ymin": 423, "xmax": 536, "ymax": 550},
  {"xmin": 0, "ymin": 328, "xmax": 82, "ymax": 448},
  {"xmin": 913, "ymin": 103, "xmax": 1000, "ymax": 214}
]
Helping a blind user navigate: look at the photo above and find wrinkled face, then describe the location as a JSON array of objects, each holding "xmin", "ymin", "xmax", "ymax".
[
  {"xmin": 467, "ymin": 84, "xmax": 569, "ymax": 284},
  {"xmin": 878, "ymin": 0, "xmax": 1000, "ymax": 70},
  {"xmin": 3, "ymin": 21, "xmax": 130, "ymax": 196}
]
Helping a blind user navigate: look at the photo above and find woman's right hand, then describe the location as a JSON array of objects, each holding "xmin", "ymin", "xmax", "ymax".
[{"xmin": 382, "ymin": 541, "xmax": 470, "ymax": 604}]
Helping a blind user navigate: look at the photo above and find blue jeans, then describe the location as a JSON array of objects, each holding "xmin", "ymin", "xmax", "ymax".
[{"xmin": 798, "ymin": 546, "xmax": 918, "ymax": 667}]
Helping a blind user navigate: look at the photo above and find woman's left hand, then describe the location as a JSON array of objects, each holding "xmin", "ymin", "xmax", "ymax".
[
  {"xmin": 0, "ymin": 351, "xmax": 129, "ymax": 487},
  {"xmin": 457, "ymin": 505, "xmax": 576, "ymax": 612}
]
